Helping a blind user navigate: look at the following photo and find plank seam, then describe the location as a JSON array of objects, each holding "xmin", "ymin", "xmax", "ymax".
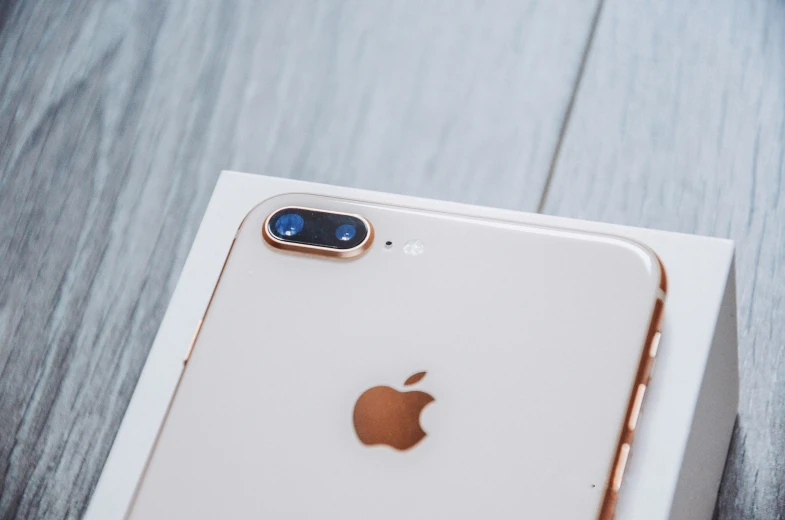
[{"xmin": 537, "ymin": 0, "xmax": 606, "ymax": 214}]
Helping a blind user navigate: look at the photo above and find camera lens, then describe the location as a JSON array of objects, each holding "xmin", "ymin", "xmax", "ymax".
[
  {"xmin": 274, "ymin": 213, "xmax": 304, "ymax": 237},
  {"xmin": 265, "ymin": 207, "xmax": 371, "ymax": 256},
  {"xmin": 335, "ymin": 224, "xmax": 357, "ymax": 242}
]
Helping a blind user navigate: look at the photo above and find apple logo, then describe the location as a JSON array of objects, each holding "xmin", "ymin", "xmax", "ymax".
[{"xmin": 353, "ymin": 371, "xmax": 435, "ymax": 451}]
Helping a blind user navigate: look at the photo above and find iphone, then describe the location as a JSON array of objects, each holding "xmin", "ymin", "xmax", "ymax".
[{"xmin": 127, "ymin": 193, "xmax": 665, "ymax": 519}]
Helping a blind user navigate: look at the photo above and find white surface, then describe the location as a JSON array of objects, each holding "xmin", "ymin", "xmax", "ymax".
[{"xmin": 86, "ymin": 172, "xmax": 738, "ymax": 520}]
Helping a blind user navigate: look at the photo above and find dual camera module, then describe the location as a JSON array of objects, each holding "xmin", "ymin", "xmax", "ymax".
[{"xmin": 265, "ymin": 207, "xmax": 371, "ymax": 255}]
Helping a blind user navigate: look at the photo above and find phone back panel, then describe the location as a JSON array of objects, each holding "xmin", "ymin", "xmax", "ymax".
[{"xmin": 128, "ymin": 194, "xmax": 662, "ymax": 519}]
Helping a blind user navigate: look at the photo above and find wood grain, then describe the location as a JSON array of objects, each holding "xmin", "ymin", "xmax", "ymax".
[
  {"xmin": 0, "ymin": 1, "xmax": 600, "ymax": 518},
  {"xmin": 544, "ymin": 0, "xmax": 785, "ymax": 518}
]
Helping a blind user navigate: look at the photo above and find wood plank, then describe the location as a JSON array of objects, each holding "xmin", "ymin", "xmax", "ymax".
[
  {"xmin": 0, "ymin": 1, "xmax": 600, "ymax": 518},
  {"xmin": 543, "ymin": 0, "xmax": 785, "ymax": 518}
]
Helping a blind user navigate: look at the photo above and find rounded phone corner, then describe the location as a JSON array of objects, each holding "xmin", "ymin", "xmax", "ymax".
[{"xmin": 607, "ymin": 234, "xmax": 668, "ymax": 300}]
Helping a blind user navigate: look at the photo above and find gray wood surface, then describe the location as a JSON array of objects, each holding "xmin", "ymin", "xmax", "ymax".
[
  {"xmin": 0, "ymin": 1, "xmax": 601, "ymax": 519},
  {"xmin": 1, "ymin": 0, "xmax": 783, "ymax": 518},
  {"xmin": 544, "ymin": 0, "xmax": 785, "ymax": 518}
]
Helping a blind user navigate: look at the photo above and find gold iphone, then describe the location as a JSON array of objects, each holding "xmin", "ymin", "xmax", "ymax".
[{"xmin": 128, "ymin": 193, "xmax": 665, "ymax": 519}]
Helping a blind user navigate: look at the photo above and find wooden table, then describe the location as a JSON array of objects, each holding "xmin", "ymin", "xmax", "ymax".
[{"xmin": 1, "ymin": 1, "xmax": 783, "ymax": 518}]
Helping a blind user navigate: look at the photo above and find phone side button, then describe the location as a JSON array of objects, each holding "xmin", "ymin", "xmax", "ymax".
[
  {"xmin": 650, "ymin": 331, "xmax": 662, "ymax": 358},
  {"xmin": 628, "ymin": 384, "xmax": 647, "ymax": 431},
  {"xmin": 184, "ymin": 319, "xmax": 203, "ymax": 364},
  {"xmin": 612, "ymin": 443, "xmax": 631, "ymax": 492},
  {"xmin": 648, "ymin": 331, "xmax": 662, "ymax": 382}
]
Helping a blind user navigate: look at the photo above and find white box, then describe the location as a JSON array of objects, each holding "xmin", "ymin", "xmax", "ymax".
[{"xmin": 86, "ymin": 171, "xmax": 738, "ymax": 520}]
